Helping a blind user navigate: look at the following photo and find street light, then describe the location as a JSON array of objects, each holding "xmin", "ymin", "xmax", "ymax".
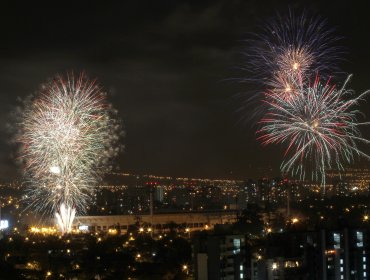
[
  {"xmin": 291, "ymin": 218, "xmax": 299, "ymax": 224},
  {"xmin": 185, "ymin": 227, "xmax": 190, "ymax": 238}
]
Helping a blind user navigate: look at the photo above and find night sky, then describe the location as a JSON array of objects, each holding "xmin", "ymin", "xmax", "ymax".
[{"xmin": 0, "ymin": 0, "xmax": 369, "ymax": 181}]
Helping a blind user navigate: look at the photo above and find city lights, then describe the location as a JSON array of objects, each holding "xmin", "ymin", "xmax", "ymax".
[
  {"xmin": 108, "ymin": 228, "xmax": 118, "ymax": 235},
  {"xmin": 30, "ymin": 227, "xmax": 57, "ymax": 234},
  {"xmin": 182, "ymin": 264, "xmax": 189, "ymax": 275},
  {"xmin": 291, "ymin": 218, "xmax": 299, "ymax": 224}
]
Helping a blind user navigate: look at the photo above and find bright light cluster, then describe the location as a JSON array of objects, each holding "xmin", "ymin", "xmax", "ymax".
[
  {"xmin": 29, "ymin": 226, "xmax": 57, "ymax": 234},
  {"xmin": 17, "ymin": 73, "xmax": 122, "ymax": 231}
]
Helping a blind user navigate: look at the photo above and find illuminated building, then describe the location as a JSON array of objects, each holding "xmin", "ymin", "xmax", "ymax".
[{"xmin": 73, "ymin": 211, "xmax": 237, "ymax": 233}]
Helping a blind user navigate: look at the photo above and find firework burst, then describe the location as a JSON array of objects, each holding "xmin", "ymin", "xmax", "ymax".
[
  {"xmin": 17, "ymin": 73, "xmax": 122, "ymax": 218},
  {"xmin": 244, "ymin": 9, "xmax": 343, "ymax": 87},
  {"xmin": 257, "ymin": 75, "xmax": 370, "ymax": 184},
  {"xmin": 239, "ymin": 9, "xmax": 344, "ymax": 122}
]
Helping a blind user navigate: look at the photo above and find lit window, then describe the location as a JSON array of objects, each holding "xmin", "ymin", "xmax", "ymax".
[
  {"xmin": 333, "ymin": 233, "xmax": 341, "ymax": 249},
  {"xmin": 240, "ymin": 273, "xmax": 243, "ymax": 279},
  {"xmin": 364, "ymin": 257, "xmax": 367, "ymax": 262},
  {"xmin": 364, "ymin": 264, "xmax": 366, "ymax": 270},
  {"xmin": 233, "ymin": 239, "xmax": 241, "ymax": 254},
  {"xmin": 340, "ymin": 267, "xmax": 343, "ymax": 272},
  {"xmin": 357, "ymin": 231, "xmax": 364, "ymax": 247},
  {"xmin": 240, "ymin": 265, "xmax": 243, "ymax": 271},
  {"xmin": 340, "ymin": 259, "xmax": 343, "ymax": 264}
]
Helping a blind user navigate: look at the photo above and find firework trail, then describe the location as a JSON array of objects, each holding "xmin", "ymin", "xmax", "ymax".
[
  {"xmin": 55, "ymin": 203, "xmax": 76, "ymax": 234},
  {"xmin": 17, "ymin": 73, "xmax": 122, "ymax": 222},
  {"xmin": 257, "ymin": 75, "xmax": 370, "ymax": 184}
]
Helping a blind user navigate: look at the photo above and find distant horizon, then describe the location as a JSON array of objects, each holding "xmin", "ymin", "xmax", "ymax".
[{"xmin": 3, "ymin": 166, "xmax": 370, "ymax": 185}]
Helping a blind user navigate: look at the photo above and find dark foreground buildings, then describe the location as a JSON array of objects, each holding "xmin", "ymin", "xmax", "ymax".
[
  {"xmin": 193, "ymin": 227, "xmax": 370, "ymax": 280},
  {"xmin": 193, "ymin": 232, "xmax": 247, "ymax": 280}
]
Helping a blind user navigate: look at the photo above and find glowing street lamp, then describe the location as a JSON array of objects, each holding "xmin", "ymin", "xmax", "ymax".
[
  {"xmin": 291, "ymin": 218, "xmax": 299, "ymax": 224},
  {"xmin": 272, "ymin": 263, "xmax": 278, "ymax": 270}
]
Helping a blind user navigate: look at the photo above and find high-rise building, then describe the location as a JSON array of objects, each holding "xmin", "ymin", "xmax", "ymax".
[
  {"xmin": 193, "ymin": 233, "xmax": 247, "ymax": 280},
  {"xmin": 251, "ymin": 228, "xmax": 370, "ymax": 280},
  {"xmin": 155, "ymin": 185, "xmax": 164, "ymax": 202},
  {"xmin": 322, "ymin": 228, "xmax": 369, "ymax": 280}
]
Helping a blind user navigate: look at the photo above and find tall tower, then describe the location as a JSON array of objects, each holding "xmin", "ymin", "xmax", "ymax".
[{"xmin": 146, "ymin": 182, "xmax": 157, "ymax": 226}]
